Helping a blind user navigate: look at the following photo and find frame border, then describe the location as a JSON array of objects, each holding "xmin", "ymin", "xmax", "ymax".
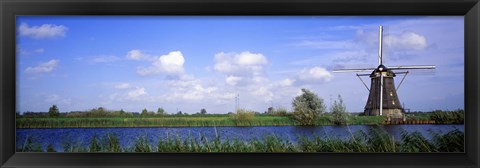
[{"xmin": 1, "ymin": 0, "xmax": 479, "ymax": 168}]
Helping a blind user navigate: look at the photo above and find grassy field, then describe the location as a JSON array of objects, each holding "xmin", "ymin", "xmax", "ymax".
[
  {"xmin": 18, "ymin": 127, "xmax": 464, "ymax": 152},
  {"xmin": 16, "ymin": 110, "xmax": 464, "ymax": 128},
  {"xmin": 16, "ymin": 115, "xmax": 390, "ymax": 128},
  {"xmin": 16, "ymin": 115, "xmax": 296, "ymax": 128}
]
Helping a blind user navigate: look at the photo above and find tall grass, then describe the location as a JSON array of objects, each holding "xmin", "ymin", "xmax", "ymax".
[
  {"xmin": 18, "ymin": 128, "xmax": 463, "ymax": 153},
  {"xmin": 429, "ymin": 110, "xmax": 464, "ymax": 124}
]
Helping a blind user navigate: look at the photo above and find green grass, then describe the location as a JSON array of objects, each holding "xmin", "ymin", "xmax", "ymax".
[
  {"xmin": 16, "ymin": 115, "xmax": 386, "ymax": 128},
  {"xmin": 18, "ymin": 127, "xmax": 464, "ymax": 153},
  {"xmin": 17, "ymin": 110, "xmax": 462, "ymax": 128},
  {"xmin": 16, "ymin": 116, "xmax": 296, "ymax": 128}
]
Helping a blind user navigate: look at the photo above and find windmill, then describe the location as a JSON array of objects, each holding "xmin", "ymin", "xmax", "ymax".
[{"xmin": 333, "ymin": 26, "xmax": 435, "ymax": 118}]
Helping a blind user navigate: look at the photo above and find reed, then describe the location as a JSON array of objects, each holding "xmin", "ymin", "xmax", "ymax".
[{"xmin": 18, "ymin": 127, "xmax": 464, "ymax": 153}]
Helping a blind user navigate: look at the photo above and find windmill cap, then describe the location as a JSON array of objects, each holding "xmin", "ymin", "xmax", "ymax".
[{"xmin": 376, "ymin": 64, "xmax": 388, "ymax": 72}]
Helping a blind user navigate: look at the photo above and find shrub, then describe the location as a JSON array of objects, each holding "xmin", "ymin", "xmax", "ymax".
[
  {"xmin": 230, "ymin": 109, "xmax": 255, "ymax": 123},
  {"xmin": 330, "ymin": 95, "xmax": 349, "ymax": 125},
  {"xmin": 274, "ymin": 107, "xmax": 289, "ymax": 116}
]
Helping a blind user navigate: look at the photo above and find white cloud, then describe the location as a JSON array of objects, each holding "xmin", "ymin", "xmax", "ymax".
[
  {"xmin": 126, "ymin": 49, "xmax": 154, "ymax": 61},
  {"xmin": 295, "ymin": 66, "xmax": 333, "ymax": 84},
  {"xmin": 17, "ymin": 47, "xmax": 45, "ymax": 56},
  {"xmin": 91, "ymin": 55, "xmax": 120, "ymax": 63},
  {"xmin": 225, "ymin": 75, "xmax": 243, "ymax": 86},
  {"xmin": 384, "ymin": 32, "xmax": 427, "ymax": 51},
  {"xmin": 115, "ymin": 83, "xmax": 132, "ymax": 89},
  {"xmin": 166, "ymin": 79, "xmax": 218, "ymax": 101},
  {"xmin": 234, "ymin": 52, "xmax": 268, "ymax": 65},
  {"xmin": 18, "ymin": 23, "xmax": 68, "ymax": 39},
  {"xmin": 214, "ymin": 51, "xmax": 268, "ymax": 76},
  {"xmin": 252, "ymin": 86, "xmax": 274, "ymax": 102},
  {"xmin": 137, "ymin": 51, "xmax": 185, "ymax": 76},
  {"xmin": 278, "ymin": 78, "xmax": 294, "ymax": 87},
  {"xmin": 127, "ymin": 87, "xmax": 147, "ymax": 99},
  {"xmin": 25, "ymin": 59, "xmax": 59, "ymax": 74}
]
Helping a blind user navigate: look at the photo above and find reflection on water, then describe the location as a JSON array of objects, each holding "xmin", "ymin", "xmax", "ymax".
[{"xmin": 16, "ymin": 124, "xmax": 463, "ymax": 152}]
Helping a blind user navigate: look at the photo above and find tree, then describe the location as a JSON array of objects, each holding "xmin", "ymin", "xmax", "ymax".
[
  {"xmin": 200, "ymin": 108, "xmax": 207, "ymax": 115},
  {"xmin": 141, "ymin": 108, "xmax": 148, "ymax": 117},
  {"xmin": 157, "ymin": 107, "xmax": 165, "ymax": 115},
  {"xmin": 330, "ymin": 95, "xmax": 349, "ymax": 125},
  {"xmin": 48, "ymin": 105, "xmax": 60, "ymax": 117},
  {"xmin": 292, "ymin": 88, "xmax": 326, "ymax": 126}
]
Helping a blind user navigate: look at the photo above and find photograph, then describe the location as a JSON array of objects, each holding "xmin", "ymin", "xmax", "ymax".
[{"xmin": 15, "ymin": 16, "xmax": 464, "ymax": 153}]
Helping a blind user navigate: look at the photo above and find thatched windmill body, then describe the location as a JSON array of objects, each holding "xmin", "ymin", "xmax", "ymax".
[{"xmin": 333, "ymin": 26, "xmax": 435, "ymax": 118}]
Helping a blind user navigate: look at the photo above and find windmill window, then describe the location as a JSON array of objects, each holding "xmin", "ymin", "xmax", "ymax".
[
  {"xmin": 392, "ymin": 101, "xmax": 395, "ymax": 105},
  {"xmin": 390, "ymin": 92, "xmax": 393, "ymax": 96}
]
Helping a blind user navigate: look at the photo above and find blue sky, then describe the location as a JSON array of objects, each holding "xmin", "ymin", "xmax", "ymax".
[{"xmin": 16, "ymin": 16, "xmax": 464, "ymax": 114}]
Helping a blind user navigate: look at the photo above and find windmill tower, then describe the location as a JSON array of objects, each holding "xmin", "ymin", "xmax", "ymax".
[{"xmin": 333, "ymin": 26, "xmax": 435, "ymax": 118}]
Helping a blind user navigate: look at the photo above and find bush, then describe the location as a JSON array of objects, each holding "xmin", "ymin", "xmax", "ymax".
[
  {"xmin": 292, "ymin": 88, "xmax": 326, "ymax": 126},
  {"xmin": 141, "ymin": 108, "xmax": 155, "ymax": 117},
  {"xmin": 330, "ymin": 95, "xmax": 349, "ymax": 125},
  {"xmin": 230, "ymin": 109, "xmax": 255, "ymax": 123},
  {"xmin": 274, "ymin": 107, "xmax": 289, "ymax": 116}
]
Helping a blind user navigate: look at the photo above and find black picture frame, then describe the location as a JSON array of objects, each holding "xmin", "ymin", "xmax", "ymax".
[{"xmin": 1, "ymin": 0, "xmax": 479, "ymax": 168}]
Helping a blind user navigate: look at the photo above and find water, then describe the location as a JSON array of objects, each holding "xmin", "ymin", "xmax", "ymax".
[{"xmin": 16, "ymin": 125, "xmax": 464, "ymax": 152}]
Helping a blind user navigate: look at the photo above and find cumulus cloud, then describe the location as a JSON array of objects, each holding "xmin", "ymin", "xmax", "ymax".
[
  {"xmin": 18, "ymin": 23, "xmax": 68, "ymax": 39},
  {"xmin": 137, "ymin": 51, "xmax": 185, "ymax": 76},
  {"xmin": 295, "ymin": 66, "xmax": 333, "ymax": 84},
  {"xmin": 384, "ymin": 32, "xmax": 427, "ymax": 51},
  {"xmin": 25, "ymin": 59, "xmax": 59, "ymax": 74},
  {"xmin": 166, "ymin": 79, "xmax": 218, "ymax": 101},
  {"xmin": 214, "ymin": 51, "xmax": 268, "ymax": 76}
]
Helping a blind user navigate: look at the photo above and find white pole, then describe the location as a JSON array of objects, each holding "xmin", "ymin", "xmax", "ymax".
[
  {"xmin": 378, "ymin": 26, "xmax": 383, "ymax": 65},
  {"xmin": 379, "ymin": 74, "xmax": 383, "ymax": 116}
]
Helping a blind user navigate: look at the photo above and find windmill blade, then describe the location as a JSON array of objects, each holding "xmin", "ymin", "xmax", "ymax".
[
  {"xmin": 389, "ymin": 65, "xmax": 436, "ymax": 70},
  {"xmin": 332, "ymin": 68, "xmax": 376, "ymax": 73},
  {"xmin": 378, "ymin": 26, "xmax": 383, "ymax": 65}
]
